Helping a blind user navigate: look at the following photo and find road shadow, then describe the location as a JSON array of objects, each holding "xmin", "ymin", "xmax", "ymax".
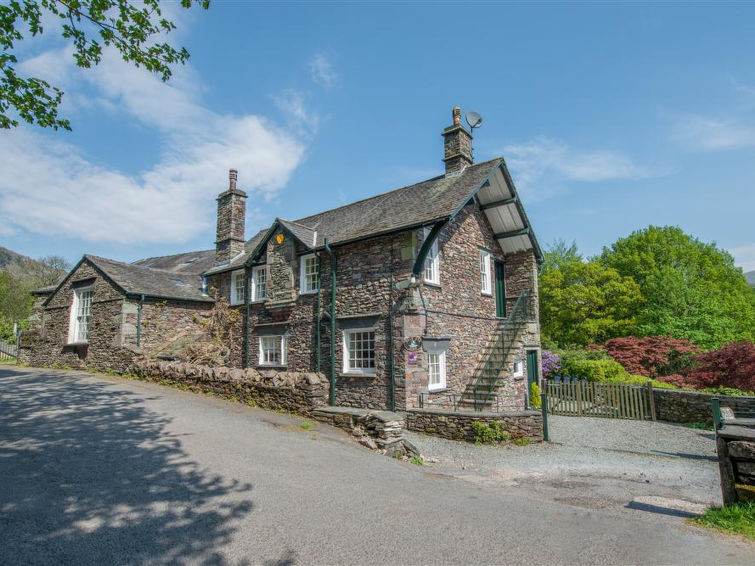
[{"xmin": 0, "ymin": 369, "xmax": 254, "ymax": 565}]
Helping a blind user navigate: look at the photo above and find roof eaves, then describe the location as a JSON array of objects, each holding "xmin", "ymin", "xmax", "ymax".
[{"xmin": 496, "ymin": 160, "xmax": 544, "ymax": 264}]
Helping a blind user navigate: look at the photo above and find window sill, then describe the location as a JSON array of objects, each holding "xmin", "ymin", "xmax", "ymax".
[
  {"xmin": 423, "ymin": 281, "xmax": 441, "ymax": 289},
  {"xmin": 481, "ymin": 291, "xmax": 492, "ymax": 297},
  {"xmin": 427, "ymin": 387, "xmax": 448, "ymax": 394},
  {"xmin": 300, "ymin": 290, "xmax": 319, "ymax": 296},
  {"xmin": 339, "ymin": 372, "xmax": 376, "ymax": 378},
  {"xmin": 256, "ymin": 365, "xmax": 288, "ymax": 370},
  {"xmin": 251, "ymin": 299, "xmax": 266, "ymax": 304}
]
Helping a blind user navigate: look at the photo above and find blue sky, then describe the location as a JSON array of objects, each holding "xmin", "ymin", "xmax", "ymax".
[{"xmin": 1, "ymin": 2, "xmax": 754, "ymax": 271}]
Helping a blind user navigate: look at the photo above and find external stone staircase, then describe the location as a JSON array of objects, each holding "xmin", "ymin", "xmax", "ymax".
[{"xmin": 459, "ymin": 290, "xmax": 533, "ymax": 411}]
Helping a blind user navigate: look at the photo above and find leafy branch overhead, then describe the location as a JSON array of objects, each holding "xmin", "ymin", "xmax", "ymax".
[{"xmin": 0, "ymin": 0, "xmax": 210, "ymax": 130}]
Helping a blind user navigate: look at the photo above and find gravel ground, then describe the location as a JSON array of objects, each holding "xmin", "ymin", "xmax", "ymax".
[{"xmin": 406, "ymin": 415, "xmax": 721, "ymax": 515}]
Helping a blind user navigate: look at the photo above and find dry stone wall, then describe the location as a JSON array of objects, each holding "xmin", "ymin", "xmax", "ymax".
[
  {"xmin": 405, "ymin": 408, "xmax": 543, "ymax": 443},
  {"xmin": 133, "ymin": 359, "xmax": 328, "ymax": 415},
  {"xmin": 653, "ymin": 389, "xmax": 755, "ymax": 425}
]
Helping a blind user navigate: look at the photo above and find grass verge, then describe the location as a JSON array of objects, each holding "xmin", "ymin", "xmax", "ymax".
[{"xmin": 692, "ymin": 502, "xmax": 755, "ymax": 541}]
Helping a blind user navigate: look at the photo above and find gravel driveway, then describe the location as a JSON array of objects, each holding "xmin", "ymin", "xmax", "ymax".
[{"xmin": 406, "ymin": 415, "xmax": 721, "ymax": 516}]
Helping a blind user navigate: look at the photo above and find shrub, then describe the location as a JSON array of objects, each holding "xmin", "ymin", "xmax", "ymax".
[
  {"xmin": 560, "ymin": 358, "xmax": 629, "ymax": 382},
  {"xmin": 541, "ymin": 350, "xmax": 561, "ymax": 377},
  {"xmin": 529, "ymin": 382, "xmax": 541, "ymax": 407},
  {"xmin": 603, "ymin": 335, "xmax": 700, "ymax": 377},
  {"xmin": 471, "ymin": 421, "xmax": 510, "ymax": 444}
]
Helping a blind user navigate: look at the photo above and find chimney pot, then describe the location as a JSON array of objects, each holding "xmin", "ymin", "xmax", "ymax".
[
  {"xmin": 229, "ymin": 168, "xmax": 238, "ymax": 190},
  {"xmin": 442, "ymin": 107, "xmax": 473, "ymax": 175}
]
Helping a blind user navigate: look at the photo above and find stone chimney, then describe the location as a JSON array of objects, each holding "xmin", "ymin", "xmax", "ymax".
[
  {"xmin": 442, "ymin": 106, "xmax": 473, "ymax": 175},
  {"xmin": 215, "ymin": 169, "xmax": 247, "ymax": 264}
]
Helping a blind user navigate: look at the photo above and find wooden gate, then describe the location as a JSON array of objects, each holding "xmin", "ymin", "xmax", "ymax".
[
  {"xmin": 0, "ymin": 340, "xmax": 18, "ymax": 361},
  {"xmin": 545, "ymin": 380, "xmax": 656, "ymax": 421}
]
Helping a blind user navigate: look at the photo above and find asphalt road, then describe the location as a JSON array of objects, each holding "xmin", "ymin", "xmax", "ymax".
[{"xmin": 1, "ymin": 367, "xmax": 752, "ymax": 565}]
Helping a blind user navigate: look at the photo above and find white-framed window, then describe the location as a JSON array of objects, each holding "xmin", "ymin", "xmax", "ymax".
[
  {"xmin": 480, "ymin": 250, "xmax": 492, "ymax": 295},
  {"xmin": 68, "ymin": 287, "xmax": 93, "ymax": 343},
  {"xmin": 251, "ymin": 265, "xmax": 266, "ymax": 302},
  {"xmin": 427, "ymin": 351, "xmax": 447, "ymax": 391},
  {"xmin": 513, "ymin": 359, "xmax": 524, "ymax": 377},
  {"xmin": 343, "ymin": 328, "xmax": 376, "ymax": 374},
  {"xmin": 423, "ymin": 227, "xmax": 440, "ymax": 285},
  {"xmin": 259, "ymin": 335, "xmax": 288, "ymax": 366},
  {"xmin": 300, "ymin": 254, "xmax": 320, "ymax": 294},
  {"xmin": 230, "ymin": 270, "xmax": 246, "ymax": 305}
]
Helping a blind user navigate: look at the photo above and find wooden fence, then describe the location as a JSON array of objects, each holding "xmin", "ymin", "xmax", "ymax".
[
  {"xmin": 0, "ymin": 340, "xmax": 18, "ymax": 361},
  {"xmin": 545, "ymin": 379, "xmax": 656, "ymax": 421}
]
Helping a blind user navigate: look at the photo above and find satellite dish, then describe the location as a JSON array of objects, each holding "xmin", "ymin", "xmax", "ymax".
[{"xmin": 465, "ymin": 111, "xmax": 483, "ymax": 129}]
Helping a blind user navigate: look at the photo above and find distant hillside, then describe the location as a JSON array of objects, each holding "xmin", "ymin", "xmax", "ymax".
[
  {"xmin": 0, "ymin": 246, "xmax": 70, "ymax": 287},
  {"xmin": 746, "ymin": 270, "xmax": 755, "ymax": 287}
]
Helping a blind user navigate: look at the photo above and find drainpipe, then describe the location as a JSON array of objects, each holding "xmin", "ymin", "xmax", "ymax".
[
  {"xmin": 388, "ymin": 273, "xmax": 395, "ymax": 411},
  {"xmin": 136, "ymin": 294, "xmax": 145, "ymax": 347},
  {"xmin": 244, "ymin": 265, "xmax": 251, "ymax": 368},
  {"xmin": 316, "ymin": 252, "xmax": 322, "ymax": 373},
  {"xmin": 324, "ymin": 239, "xmax": 337, "ymax": 406}
]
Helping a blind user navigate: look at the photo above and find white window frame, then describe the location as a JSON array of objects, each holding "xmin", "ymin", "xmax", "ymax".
[
  {"xmin": 513, "ymin": 359, "xmax": 524, "ymax": 378},
  {"xmin": 342, "ymin": 327, "xmax": 376, "ymax": 375},
  {"xmin": 68, "ymin": 286, "xmax": 93, "ymax": 344},
  {"xmin": 251, "ymin": 265, "xmax": 267, "ymax": 302},
  {"xmin": 258, "ymin": 335, "xmax": 288, "ymax": 366},
  {"xmin": 423, "ymin": 227, "xmax": 440, "ymax": 285},
  {"xmin": 427, "ymin": 351, "xmax": 447, "ymax": 391},
  {"xmin": 299, "ymin": 253, "xmax": 320, "ymax": 294},
  {"xmin": 480, "ymin": 250, "xmax": 492, "ymax": 295},
  {"xmin": 230, "ymin": 270, "xmax": 246, "ymax": 305}
]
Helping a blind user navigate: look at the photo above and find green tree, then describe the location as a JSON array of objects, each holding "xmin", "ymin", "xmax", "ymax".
[
  {"xmin": 0, "ymin": 271, "xmax": 34, "ymax": 340},
  {"xmin": 1, "ymin": 0, "xmax": 209, "ymax": 130},
  {"xmin": 541, "ymin": 238, "xmax": 582, "ymax": 275},
  {"xmin": 539, "ymin": 257, "xmax": 643, "ymax": 347},
  {"xmin": 600, "ymin": 226, "xmax": 754, "ymax": 349}
]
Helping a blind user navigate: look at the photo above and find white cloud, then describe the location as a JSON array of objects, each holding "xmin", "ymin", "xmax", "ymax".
[
  {"xmin": 500, "ymin": 137, "xmax": 647, "ymax": 200},
  {"xmin": 272, "ymin": 89, "xmax": 321, "ymax": 137},
  {"xmin": 671, "ymin": 115, "xmax": 755, "ymax": 151},
  {"xmin": 1, "ymin": 47, "xmax": 310, "ymax": 245},
  {"xmin": 309, "ymin": 54, "xmax": 337, "ymax": 89},
  {"xmin": 730, "ymin": 243, "xmax": 755, "ymax": 272}
]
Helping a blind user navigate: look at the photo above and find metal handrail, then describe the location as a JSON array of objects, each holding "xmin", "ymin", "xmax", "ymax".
[{"xmin": 470, "ymin": 290, "xmax": 532, "ymax": 410}]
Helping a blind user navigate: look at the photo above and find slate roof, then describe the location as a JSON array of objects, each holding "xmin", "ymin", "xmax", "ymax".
[
  {"xmin": 132, "ymin": 249, "xmax": 215, "ymax": 274},
  {"xmin": 204, "ymin": 158, "xmax": 502, "ymax": 275},
  {"xmin": 76, "ymin": 255, "xmax": 212, "ymax": 303}
]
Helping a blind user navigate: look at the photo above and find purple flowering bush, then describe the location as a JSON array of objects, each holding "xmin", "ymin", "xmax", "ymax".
[{"xmin": 541, "ymin": 349, "xmax": 561, "ymax": 378}]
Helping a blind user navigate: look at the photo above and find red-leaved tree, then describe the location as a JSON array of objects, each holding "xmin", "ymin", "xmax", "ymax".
[
  {"xmin": 681, "ymin": 341, "xmax": 755, "ymax": 391},
  {"xmin": 602, "ymin": 336, "xmax": 700, "ymax": 377}
]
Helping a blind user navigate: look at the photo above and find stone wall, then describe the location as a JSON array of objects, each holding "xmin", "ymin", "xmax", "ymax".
[
  {"xmin": 21, "ymin": 259, "xmax": 213, "ymax": 373},
  {"xmin": 653, "ymin": 389, "xmax": 755, "ymax": 425},
  {"xmin": 716, "ymin": 426, "xmax": 755, "ymax": 504},
  {"xmin": 203, "ymin": 202, "xmax": 540, "ymax": 413},
  {"xmin": 20, "ymin": 261, "xmax": 135, "ymax": 372},
  {"xmin": 311, "ymin": 407, "xmax": 407, "ymax": 454},
  {"xmin": 206, "ymin": 230, "xmax": 413, "ymax": 411},
  {"xmin": 405, "ymin": 408, "xmax": 543, "ymax": 443},
  {"xmin": 405, "ymin": 203, "xmax": 540, "ymax": 409},
  {"xmin": 133, "ymin": 359, "xmax": 328, "ymax": 415}
]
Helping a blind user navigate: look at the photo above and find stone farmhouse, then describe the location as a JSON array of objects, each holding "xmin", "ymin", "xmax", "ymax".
[{"xmin": 22, "ymin": 108, "xmax": 543, "ymax": 412}]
